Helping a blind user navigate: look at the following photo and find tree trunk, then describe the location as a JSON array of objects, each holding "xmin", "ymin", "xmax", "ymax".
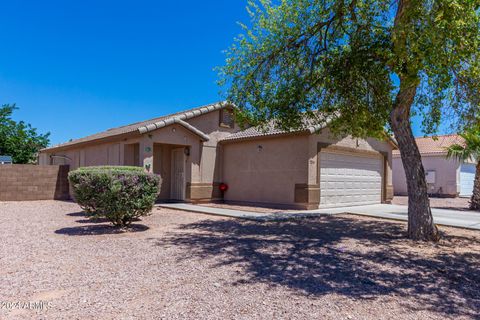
[
  {"xmin": 470, "ymin": 162, "xmax": 480, "ymax": 210},
  {"xmin": 390, "ymin": 82, "xmax": 440, "ymax": 242}
]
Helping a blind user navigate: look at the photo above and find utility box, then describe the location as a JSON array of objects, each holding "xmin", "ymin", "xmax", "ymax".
[{"xmin": 426, "ymin": 170, "xmax": 436, "ymax": 184}]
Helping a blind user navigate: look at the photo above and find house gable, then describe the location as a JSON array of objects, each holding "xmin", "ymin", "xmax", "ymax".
[{"xmin": 40, "ymin": 102, "xmax": 231, "ymax": 153}]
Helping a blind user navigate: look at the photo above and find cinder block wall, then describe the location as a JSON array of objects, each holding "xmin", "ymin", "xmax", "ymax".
[{"xmin": 0, "ymin": 165, "xmax": 70, "ymax": 201}]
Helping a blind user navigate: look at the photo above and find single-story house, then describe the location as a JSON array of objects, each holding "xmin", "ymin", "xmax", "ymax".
[
  {"xmin": 393, "ymin": 135, "xmax": 476, "ymax": 198},
  {"xmin": 0, "ymin": 155, "xmax": 13, "ymax": 164},
  {"xmin": 39, "ymin": 102, "xmax": 396, "ymax": 209}
]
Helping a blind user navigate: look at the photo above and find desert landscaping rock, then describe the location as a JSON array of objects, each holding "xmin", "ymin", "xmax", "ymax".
[{"xmin": 0, "ymin": 200, "xmax": 479, "ymax": 319}]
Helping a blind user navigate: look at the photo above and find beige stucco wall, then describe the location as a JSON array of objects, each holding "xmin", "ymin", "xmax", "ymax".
[
  {"xmin": 39, "ymin": 109, "xmax": 242, "ymax": 201},
  {"xmin": 124, "ymin": 143, "xmax": 140, "ymax": 166},
  {"xmin": 44, "ymin": 139, "xmax": 139, "ymax": 170},
  {"xmin": 185, "ymin": 110, "xmax": 240, "ymax": 184},
  {"xmin": 221, "ymin": 129, "xmax": 394, "ymax": 208},
  {"xmin": 222, "ymin": 135, "xmax": 310, "ymax": 206},
  {"xmin": 393, "ymin": 155, "xmax": 460, "ymax": 196},
  {"xmin": 39, "ymin": 109, "xmax": 394, "ymax": 206}
]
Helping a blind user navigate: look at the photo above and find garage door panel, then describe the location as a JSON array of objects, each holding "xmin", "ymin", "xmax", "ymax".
[
  {"xmin": 460, "ymin": 164, "xmax": 476, "ymax": 197},
  {"xmin": 320, "ymin": 151, "xmax": 382, "ymax": 207}
]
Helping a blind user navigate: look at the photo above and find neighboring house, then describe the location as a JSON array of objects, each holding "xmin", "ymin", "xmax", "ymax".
[
  {"xmin": 39, "ymin": 102, "xmax": 396, "ymax": 209},
  {"xmin": 0, "ymin": 155, "xmax": 13, "ymax": 164},
  {"xmin": 393, "ymin": 135, "xmax": 476, "ymax": 198}
]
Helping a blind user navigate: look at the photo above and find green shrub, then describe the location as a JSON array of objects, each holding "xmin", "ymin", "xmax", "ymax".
[{"xmin": 68, "ymin": 166, "xmax": 161, "ymax": 227}]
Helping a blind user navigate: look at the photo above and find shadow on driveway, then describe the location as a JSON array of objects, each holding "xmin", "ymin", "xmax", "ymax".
[{"xmin": 152, "ymin": 215, "xmax": 480, "ymax": 317}]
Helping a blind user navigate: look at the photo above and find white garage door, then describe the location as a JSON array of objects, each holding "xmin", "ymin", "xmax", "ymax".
[
  {"xmin": 460, "ymin": 164, "xmax": 476, "ymax": 197},
  {"xmin": 320, "ymin": 151, "xmax": 383, "ymax": 207}
]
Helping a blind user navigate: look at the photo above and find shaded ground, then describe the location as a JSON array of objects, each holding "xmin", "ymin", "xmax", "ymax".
[
  {"xmin": 198, "ymin": 202, "xmax": 285, "ymax": 213},
  {"xmin": 392, "ymin": 196, "xmax": 473, "ymax": 211},
  {"xmin": 0, "ymin": 201, "xmax": 479, "ymax": 319},
  {"xmin": 204, "ymin": 196, "xmax": 476, "ymax": 213}
]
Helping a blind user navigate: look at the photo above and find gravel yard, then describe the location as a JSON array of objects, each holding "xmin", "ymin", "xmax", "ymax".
[{"xmin": 0, "ymin": 201, "xmax": 479, "ymax": 320}]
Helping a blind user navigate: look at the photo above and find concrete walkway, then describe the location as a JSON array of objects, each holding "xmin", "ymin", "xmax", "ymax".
[
  {"xmin": 158, "ymin": 203, "xmax": 480, "ymax": 230},
  {"xmin": 157, "ymin": 203, "xmax": 333, "ymax": 221},
  {"xmin": 310, "ymin": 204, "xmax": 480, "ymax": 230}
]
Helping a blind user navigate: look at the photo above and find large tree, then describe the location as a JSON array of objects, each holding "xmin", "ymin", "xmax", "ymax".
[
  {"xmin": 0, "ymin": 104, "xmax": 50, "ymax": 164},
  {"xmin": 219, "ymin": 0, "xmax": 480, "ymax": 241},
  {"xmin": 447, "ymin": 124, "xmax": 480, "ymax": 210}
]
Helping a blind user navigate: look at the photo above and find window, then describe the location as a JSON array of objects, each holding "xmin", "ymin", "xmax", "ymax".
[
  {"xmin": 124, "ymin": 143, "xmax": 140, "ymax": 166},
  {"xmin": 425, "ymin": 170, "xmax": 436, "ymax": 184},
  {"xmin": 219, "ymin": 108, "xmax": 235, "ymax": 128}
]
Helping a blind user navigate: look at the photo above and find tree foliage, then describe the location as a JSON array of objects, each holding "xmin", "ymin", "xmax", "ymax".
[
  {"xmin": 446, "ymin": 125, "xmax": 480, "ymax": 163},
  {"xmin": 0, "ymin": 104, "xmax": 50, "ymax": 164},
  {"xmin": 219, "ymin": 0, "xmax": 480, "ymax": 137},
  {"xmin": 219, "ymin": 0, "xmax": 479, "ymax": 241}
]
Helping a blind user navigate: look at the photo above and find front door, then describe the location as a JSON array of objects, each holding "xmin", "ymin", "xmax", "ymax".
[{"xmin": 171, "ymin": 148, "xmax": 186, "ymax": 201}]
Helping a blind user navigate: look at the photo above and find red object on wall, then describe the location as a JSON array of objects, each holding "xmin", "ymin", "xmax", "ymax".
[{"xmin": 219, "ymin": 183, "xmax": 229, "ymax": 192}]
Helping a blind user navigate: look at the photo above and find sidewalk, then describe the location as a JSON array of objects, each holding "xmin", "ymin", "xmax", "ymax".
[
  {"xmin": 157, "ymin": 203, "xmax": 332, "ymax": 221},
  {"xmin": 310, "ymin": 204, "xmax": 480, "ymax": 230}
]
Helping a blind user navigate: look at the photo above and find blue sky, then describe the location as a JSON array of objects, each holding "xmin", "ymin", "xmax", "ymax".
[{"xmin": 0, "ymin": 1, "xmax": 440, "ymax": 146}]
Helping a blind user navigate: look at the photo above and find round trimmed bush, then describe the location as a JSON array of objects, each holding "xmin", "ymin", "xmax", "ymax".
[{"xmin": 68, "ymin": 166, "xmax": 161, "ymax": 227}]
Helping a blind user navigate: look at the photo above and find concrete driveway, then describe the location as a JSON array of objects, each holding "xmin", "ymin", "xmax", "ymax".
[
  {"xmin": 312, "ymin": 204, "xmax": 480, "ymax": 230},
  {"xmin": 162, "ymin": 203, "xmax": 480, "ymax": 230}
]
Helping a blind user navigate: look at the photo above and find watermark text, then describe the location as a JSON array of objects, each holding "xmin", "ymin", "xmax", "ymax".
[{"xmin": 0, "ymin": 300, "xmax": 52, "ymax": 311}]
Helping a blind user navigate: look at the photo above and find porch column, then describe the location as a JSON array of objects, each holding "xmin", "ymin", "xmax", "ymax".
[
  {"xmin": 294, "ymin": 137, "xmax": 321, "ymax": 210},
  {"xmin": 140, "ymin": 137, "xmax": 154, "ymax": 173},
  {"xmin": 381, "ymin": 151, "xmax": 394, "ymax": 203}
]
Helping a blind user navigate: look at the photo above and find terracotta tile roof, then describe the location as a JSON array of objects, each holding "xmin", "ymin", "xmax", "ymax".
[
  {"xmin": 392, "ymin": 134, "xmax": 465, "ymax": 156},
  {"xmin": 220, "ymin": 124, "xmax": 297, "ymax": 141},
  {"xmin": 221, "ymin": 117, "xmax": 327, "ymax": 142},
  {"xmin": 221, "ymin": 118, "xmax": 398, "ymax": 148},
  {"xmin": 42, "ymin": 102, "xmax": 225, "ymax": 152}
]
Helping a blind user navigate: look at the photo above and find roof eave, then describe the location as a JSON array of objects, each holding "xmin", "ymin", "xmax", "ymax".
[
  {"xmin": 40, "ymin": 131, "xmax": 142, "ymax": 153},
  {"xmin": 172, "ymin": 119, "xmax": 210, "ymax": 141},
  {"xmin": 393, "ymin": 151, "xmax": 449, "ymax": 157},
  {"xmin": 137, "ymin": 102, "xmax": 226, "ymax": 134},
  {"xmin": 220, "ymin": 129, "xmax": 312, "ymax": 144}
]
